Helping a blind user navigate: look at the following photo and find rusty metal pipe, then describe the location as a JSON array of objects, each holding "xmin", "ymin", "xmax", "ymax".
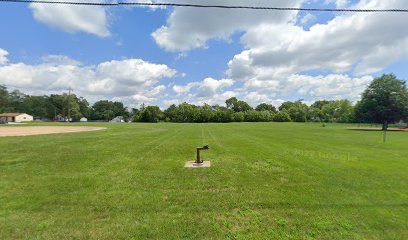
[{"xmin": 196, "ymin": 145, "xmax": 209, "ymax": 163}]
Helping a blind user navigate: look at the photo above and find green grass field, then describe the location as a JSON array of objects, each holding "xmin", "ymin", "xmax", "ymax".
[{"xmin": 1, "ymin": 123, "xmax": 407, "ymax": 239}]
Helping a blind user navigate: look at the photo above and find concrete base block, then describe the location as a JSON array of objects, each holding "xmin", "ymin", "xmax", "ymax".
[{"xmin": 184, "ymin": 161, "xmax": 211, "ymax": 168}]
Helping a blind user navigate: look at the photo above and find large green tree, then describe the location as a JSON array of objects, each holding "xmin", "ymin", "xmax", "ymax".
[
  {"xmin": 255, "ymin": 103, "xmax": 277, "ymax": 113},
  {"xmin": 355, "ymin": 74, "xmax": 408, "ymax": 129},
  {"xmin": 0, "ymin": 85, "xmax": 10, "ymax": 112},
  {"xmin": 225, "ymin": 97, "xmax": 252, "ymax": 112},
  {"xmin": 21, "ymin": 95, "xmax": 49, "ymax": 118},
  {"xmin": 280, "ymin": 100, "xmax": 309, "ymax": 122},
  {"xmin": 8, "ymin": 90, "xmax": 26, "ymax": 112},
  {"xmin": 138, "ymin": 106, "xmax": 163, "ymax": 123},
  {"xmin": 321, "ymin": 100, "xmax": 354, "ymax": 123},
  {"xmin": 91, "ymin": 100, "xmax": 128, "ymax": 121},
  {"xmin": 172, "ymin": 103, "xmax": 200, "ymax": 123},
  {"xmin": 199, "ymin": 104, "xmax": 214, "ymax": 123},
  {"xmin": 77, "ymin": 97, "xmax": 91, "ymax": 119}
]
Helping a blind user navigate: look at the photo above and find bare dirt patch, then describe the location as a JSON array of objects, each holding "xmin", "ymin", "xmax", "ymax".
[{"xmin": 0, "ymin": 126, "xmax": 106, "ymax": 137}]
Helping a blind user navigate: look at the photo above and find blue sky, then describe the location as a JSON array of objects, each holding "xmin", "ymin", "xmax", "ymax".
[{"xmin": 0, "ymin": 0, "xmax": 407, "ymax": 108}]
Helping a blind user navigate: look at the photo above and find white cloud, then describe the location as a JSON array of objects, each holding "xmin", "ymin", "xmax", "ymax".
[
  {"xmin": 96, "ymin": 59, "xmax": 175, "ymax": 87},
  {"xmin": 0, "ymin": 48, "xmax": 8, "ymax": 65},
  {"xmin": 228, "ymin": 0, "xmax": 408, "ymax": 80},
  {"xmin": 152, "ymin": 0, "xmax": 303, "ymax": 52},
  {"xmin": 151, "ymin": 0, "xmax": 406, "ymax": 103},
  {"xmin": 173, "ymin": 78, "xmax": 234, "ymax": 97},
  {"xmin": 236, "ymin": 73, "xmax": 373, "ymax": 107},
  {"xmin": 300, "ymin": 13, "xmax": 316, "ymax": 26},
  {"xmin": 162, "ymin": 99, "xmax": 181, "ymax": 108},
  {"xmin": 170, "ymin": 77, "xmax": 236, "ymax": 106},
  {"xmin": 0, "ymin": 51, "xmax": 176, "ymax": 106},
  {"xmin": 131, "ymin": 85, "xmax": 167, "ymax": 104},
  {"xmin": 243, "ymin": 74, "xmax": 373, "ymax": 102},
  {"xmin": 172, "ymin": 82, "xmax": 199, "ymax": 95},
  {"xmin": 286, "ymin": 74, "xmax": 373, "ymax": 100},
  {"xmin": 193, "ymin": 90, "xmax": 238, "ymax": 106},
  {"xmin": 243, "ymin": 92, "xmax": 272, "ymax": 106},
  {"xmin": 6, "ymin": 0, "xmax": 407, "ymax": 108},
  {"xmin": 325, "ymin": 0, "xmax": 350, "ymax": 8},
  {"xmin": 169, "ymin": 72, "xmax": 372, "ymax": 107},
  {"xmin": 29, "ymin": 1, "xmax": 110, "ymax": 37},
  {"xmin": 41, "ymin": 55, "xmax": 81, "ymax": 66},
  {"xmin": 196, "ymin": 78, "xmax": 235, "ymax": 98},
  {"xmin": 240, "ymin": 93, "xmax": 285, "ymax": 108}
]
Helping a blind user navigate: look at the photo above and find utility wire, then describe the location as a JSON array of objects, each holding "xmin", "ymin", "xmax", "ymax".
[{"xmin": 0, "ymin": 0, "xmax": 408, "ymax": 13}]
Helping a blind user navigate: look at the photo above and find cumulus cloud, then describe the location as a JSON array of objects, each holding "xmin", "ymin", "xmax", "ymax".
[
  {"xmin": 228, "ymin": 0, "xmax": 408, "ymax": 80},
  {"xmin": 243, "ymin": 74, "xmax": 373, "ymax": 101},
  {"xmin": 29, "ymin": 1, "xmax": 110, "ymax": 37},
  {"xmin": 219, "ymin": 0, "xmax": 408, "ymax": 105},
  {"xmin": 96, "ymin": 59, "xmax": 175, "ymax": 87},
  {"xmin": 0, "ymin": 48, "xmax": 8, "ymax": 65},
  {"xmin": 299, "ymin": 13, "xmax": 317, "ymax": 26},
  {"xmin": 242, "ymin": 92, "xmax": 273, "ymax": 106},
  {"xmin": 6, "ymin": 0, "xmax": 406, "ymax": 107},
  {"xmin": 173, "ymin": 77, "xmax": 234, "ymax": 97},
  {"xmin": 193, "ymin": 90, "xmax": 238, "ymax": 106},
  {"xmin": 240, "ymin": 74, "xmax": 372, "ymax": 106},
  {"xmin": 196, "ymin": 78, "xmax": 235, "ymax": 98},
  {"xmin": 169, "ymin": 73, "xmax": 372, "ymax": 107},
  {"xmin": 0, "ymin": 51, "xmax": 176, "ymax": 106},
  {"xmin": 152, "ymin": 0, "xmax": 302, "ymax": 52},
  {"xmin": 131, "ymin": 85, "xmax": 167, "ymax": 104},
  {"xmin": 239, "ymin": 92, "xmax": 285, "ymax": 108},
  {"xmin": 171, "ymin": 77, "xmax": 236, "ymax": 106},
  {"xmin": 172, "ymin": 82, "xmax": 199, "ymax": 95},
  {"xmin": 150, "ymin": 0, "xmax": 406, "ymax": 104},
  {"xmin": 41, "ymin": 55, "xmax": 81, "ymax": 66},
  {"xmin": 325, "ymin": 0, "xmax": 350, "ymax": 8}
]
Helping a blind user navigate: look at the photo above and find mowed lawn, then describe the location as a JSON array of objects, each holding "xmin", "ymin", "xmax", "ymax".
[{"xmin": 0, "ymin": 123, "xmax": 407, "ymax": 239}]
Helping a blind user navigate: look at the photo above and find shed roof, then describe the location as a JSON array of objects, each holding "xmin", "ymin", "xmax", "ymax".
[{"xmin": 0, "ymin": 113, "xmax": 29, "ymax": 117}]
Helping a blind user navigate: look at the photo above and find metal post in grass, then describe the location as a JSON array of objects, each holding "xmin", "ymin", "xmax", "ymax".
[
  {"xmin": 185, "ymin": 145, "xmax": 211, "ymax": 168},
  {"xmin": 196, "ymin": 145, "xmax": 209, "ymax": 163}
]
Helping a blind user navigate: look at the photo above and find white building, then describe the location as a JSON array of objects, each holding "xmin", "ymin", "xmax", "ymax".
[
  {"xmin": 110, "ymin": 116, "xmax": 124, "ymax": 123},
  {"xmin": 0, "ymin": 113, "xmax": 34, "ymax": 123}
]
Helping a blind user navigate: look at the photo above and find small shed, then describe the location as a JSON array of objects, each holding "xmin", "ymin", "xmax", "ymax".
[
  {"xmin": 0, "ymin": 113, "xmax": 34, "ymax": 123},
  {"xmin": 110, "ymin": 116, "xmax": 124, "ymax": 123}
]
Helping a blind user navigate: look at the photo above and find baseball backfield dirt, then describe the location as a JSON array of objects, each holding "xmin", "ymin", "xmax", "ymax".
[{"xmin": 0, "ymin": 126, "xmax": 106, "ymax": 137}]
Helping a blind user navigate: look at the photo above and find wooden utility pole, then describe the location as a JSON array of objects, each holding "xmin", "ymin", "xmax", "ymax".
[{"xmin": 67, "ymin": 87, "xmax": 73, "ymax": 122}]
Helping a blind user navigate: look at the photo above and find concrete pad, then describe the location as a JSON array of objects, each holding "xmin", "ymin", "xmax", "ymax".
[{"xmin": 185, "ymin": 161, "xmax": 211, "ymax": 168}]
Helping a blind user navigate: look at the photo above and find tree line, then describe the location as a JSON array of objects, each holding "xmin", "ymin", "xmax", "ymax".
[
  {"xmin": 0, "ymin": 87, "xmax": 128, "ymax": 121},
  {"xmin": 1, "ymin": 74, "xmax": 407, "ymax": 126}
]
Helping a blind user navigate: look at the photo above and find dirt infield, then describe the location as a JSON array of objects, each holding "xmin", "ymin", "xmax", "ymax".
[{"xmin": 0, "ymin": 126, "xmax": 106, "ymax": 137}]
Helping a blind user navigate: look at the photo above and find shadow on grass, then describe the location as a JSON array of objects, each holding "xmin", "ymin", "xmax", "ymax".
[
  {"xmin": 347, "ymin": 128, "xmax": 408, "ymax": 132},
  {"xmin": 250, "ymin": 202, "xmax": 408, "ymax": 209}
]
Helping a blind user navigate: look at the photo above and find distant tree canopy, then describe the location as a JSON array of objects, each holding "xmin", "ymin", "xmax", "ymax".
[
  {"xmin": 1, "ymin": 74, "xmax": 407, "ymax": 123},
  {"xmin": 91, "ymin": 100, "xmax": 128, "ymax": 121},
  {"xmin": 278, "ymin": 100, "xmax": 309, "ymax": 122},
  {"xmin": 255, "ymin": 103, "xmax": 277, "ymax": 113},
  {"xmin": 354, "ymin": 74, "xmax": 408, "ymax": 129},
  {"xmin": 137, "ymin": 106, "xmax": 163, "ymax": 123},
  {"xmin": 226, "ymin": 97, "xmax": 253, "ymax": 112},
  {"xmin": 0, "ymin": 86, "xmax": 126, "ymax": 121}
]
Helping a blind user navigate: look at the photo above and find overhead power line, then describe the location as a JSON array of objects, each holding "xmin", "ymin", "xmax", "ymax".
[{"xmin": 1, "ymin": 0, "xmax": 408, "ymax": 13}]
